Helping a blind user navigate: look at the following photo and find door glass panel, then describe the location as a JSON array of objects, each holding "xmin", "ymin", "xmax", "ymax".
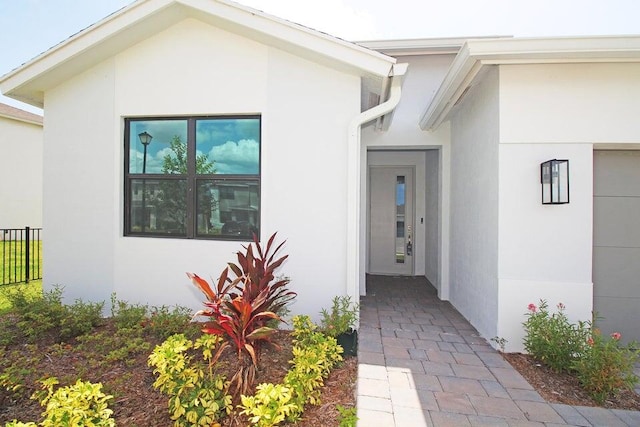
[{"xmin": 396, "ymin": 176, "xmax": 405, "ymax": 263}]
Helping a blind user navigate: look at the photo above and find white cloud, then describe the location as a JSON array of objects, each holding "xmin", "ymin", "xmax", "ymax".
[{"xmin": 209, "ymin": 139, "xmax": 259, "ymax": 174}]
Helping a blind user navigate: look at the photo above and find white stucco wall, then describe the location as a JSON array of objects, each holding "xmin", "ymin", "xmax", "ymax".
[
  {"xmin": 500, "ymin": 63, "xmax": 640, "ymax": 144},
  {"xmin": 424, "ymin": 150, "xmax": 440, "ymax": 287},
  {"xmin": 0, "ymin": 117, "xmax": 42, "ymax": 229},
  {"xmin": 494, "ymin": 62, "xmax": 640, "ymax": 351},
  {"xmin": 496, "ymin": 143, "xmax": 594, "ymax": 351},
  {"xmin": 42, "ymin": 18, "xmax": 360, "ymax": 320},
  {"xmin": 448, "ymin": 66, "xmax": 500, "ymax": 341}
]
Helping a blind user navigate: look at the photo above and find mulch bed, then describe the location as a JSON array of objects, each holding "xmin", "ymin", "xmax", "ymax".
[
  {"xmin": 503, "ymin": 352, "xmax": 640, "ymax": 411},
  {"xmin": 0, "ymin": 322, "xmax": 357, "ymax": 427}
]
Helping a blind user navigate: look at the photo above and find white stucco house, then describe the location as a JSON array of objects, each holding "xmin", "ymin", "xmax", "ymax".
[
  {"xmin": 2, "ymin": 0, "xmax": 639, "ymax": 351},
  {"xmin": 0, "ymin": 103, "xmax": 43, "ymax": 229}
]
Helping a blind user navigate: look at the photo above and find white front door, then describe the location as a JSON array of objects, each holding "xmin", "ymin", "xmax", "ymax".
[{"xmin": 369, "ymin": 166, "xmax": 414, "ymax": 275}]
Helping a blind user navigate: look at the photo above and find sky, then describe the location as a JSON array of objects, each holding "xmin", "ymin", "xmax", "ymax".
[{"xmin": 1, "ymin": 0, "xmax": 639, "ymax": 113}]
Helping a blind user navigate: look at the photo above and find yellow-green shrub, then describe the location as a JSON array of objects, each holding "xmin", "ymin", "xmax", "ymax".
[
  {"xmin": 239, "ymin": 383, "xmax": 297, "ymax": 427},
  {"xmin": 238, "ymin": 315, "xmax": 343, "ymax": 426},
  {"xmin": 148, "ymin": 333, "xmax": 232, "ymax": 426},
  {"xmin": 36, "ymin": 378, "xmax": 115, "ymax": 427}
]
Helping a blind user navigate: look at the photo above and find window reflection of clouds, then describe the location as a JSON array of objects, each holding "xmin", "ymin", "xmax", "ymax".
[
  {"xmin": 129, "ymin": 118, "xmax": 259, "ymax": 175},
  {"xmin": 196, "ymin": 118, "xmax": 259, "ymax": 175},
  {"xmin": 129, "ymin": 120, "xmax": 187, "ymax": 174}
]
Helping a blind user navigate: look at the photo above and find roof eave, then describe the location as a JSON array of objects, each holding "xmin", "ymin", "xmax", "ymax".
[
  {"xmin": 0, "ymin": 102, "xmax": 43, "ymax": 125},
  {"xmin": 357, "ymin": 35, "xmax": 511, "ymax": 57},
  {"xmin": 419, "ymin": 35, "xmax": 640, "ymax": 131},
  {"xmin": 0, "ymin": 113, "xmax": 43, "ymax": 126},
  {"xmin": 1, "ymin": 0, "xmax": 396, "ymax": 107}
]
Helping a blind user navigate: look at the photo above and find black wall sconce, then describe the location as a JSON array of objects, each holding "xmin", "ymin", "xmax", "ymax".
[{"xmin": 541, "ymin": 159, "xmax": 569, "ymax": 204}]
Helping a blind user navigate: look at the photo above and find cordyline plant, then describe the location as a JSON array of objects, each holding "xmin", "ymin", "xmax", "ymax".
[{"xmin": 188, "ymin": 233, "xmax": 296, "ymax": 396}]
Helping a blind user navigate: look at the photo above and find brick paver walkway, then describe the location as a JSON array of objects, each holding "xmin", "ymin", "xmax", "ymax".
[{"xmin": 356, "ymin": 275, "xmax": 640, "ymax": 426}]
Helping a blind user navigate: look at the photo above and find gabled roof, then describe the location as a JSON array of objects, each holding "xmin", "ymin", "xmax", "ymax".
[
  {"xmin": 0, "ymin": 102, "xmax": 43, "ymax": 126},
  {"xmin": 420, "ymin": 35, "xmax": 640, "ymax": 131},
  {"xmin": 1, "ymin": 0, "xmax": 396, "ymax": 108}
]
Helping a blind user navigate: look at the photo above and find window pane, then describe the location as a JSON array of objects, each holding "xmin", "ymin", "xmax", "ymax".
[
  {"xmin": 396, "ymin": 176, "xmax": 405, "ymax": 263},
  {"xmin": 130, "ymin": 179, "xmax": 187, "ymax": 235},
  {"xmin": 195, "ymin": 118, "xmax": 260, "ymax": 174},
  {"xmin": 129, "ymin": 120, "xmax": 188, "ymax": 174},
  {"xmin": 196, "ymin": 180, "xmax": 259, "ymax": 238}
]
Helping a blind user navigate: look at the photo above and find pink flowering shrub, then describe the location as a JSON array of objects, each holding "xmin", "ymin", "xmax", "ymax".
[
  {"xmin": 571, "ymin": 329, "xmax": 640, "ymax": 404},
  {"xmin": 522, "ymin": 300, "xmax": 590, "ymax": 372},
  {"xmin": 523, "ymin": 300, "xmax": 640, "ymax": 403}
]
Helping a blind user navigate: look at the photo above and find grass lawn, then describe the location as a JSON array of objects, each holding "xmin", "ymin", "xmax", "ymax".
[{"xmin": 0, "ymin": 239, "xmax": 42, "ymax": 287}]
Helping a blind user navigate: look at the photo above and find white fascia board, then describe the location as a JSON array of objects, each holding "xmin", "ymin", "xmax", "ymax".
[
  {"xmin": 357, "ymin": 36, "xmax": 510, "ymax": 57},
  {"xmin": 419, "ymin": 35, "xmax": 640, "ymax": 131},
  {"xmin": 0, "ymin": 113, "xmax": 43, "ymax": 127},
  {"xmin": 1, "ymin": 0, "xmax": 395, "ymax": 107},
  {"xmin": 419, "ymin": 44, "xmax": 478, "ymax": 131}
]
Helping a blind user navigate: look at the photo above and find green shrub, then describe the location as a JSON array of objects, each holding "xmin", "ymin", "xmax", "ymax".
[
  {"xmin": 336, "ymin": 404, "xmax": 358, "ymax": 427},
  {"xmin": 144, "ymin": 305, "xmax": 193, "ymax": 340},
  {"xmin": 571, "ymin": 329, "xmax": 640, "ymax": 404},
  {"xmin": 320, "ymin": 295, "xmax": 359, "ymax": 337},
  {"xmin": 76, "ymin": 326, "xmax": 150, "ymax": 367},
  {"xmin": 4, "ymin": 286, "xmax": 103, "ymax": 343},
  {"xmin": 15, "ymin": 287, "xmax": 66, "ymax": 341},
  {"xmin": 109, "ymin": 294, "xmax": 148, "ymax": 330},
  {"xmin": 237, "ymin": 315, "xmax": 343, "ymax": 426},
  {"xmin": 282, "ymin": 315, "xmax": 343, "ymax": 422},
  {"xmin": 31, "ymin": 377, "xmax": 115, "ymax": 427},
  {"xmin": 148, "ymin": 334, "xmax": 232, "ymax": 426},
  {"xmin": 239, "ymin": 383, "xmax": 297, "ymax": 427},
  {"xmin": 1, "ymin": 284, "xmax": 45, "ymax": 313},
  {"xmin": 0, "ymin": 314, "xmax": 19, "ymax": 346},
  {"xmin": 59, "ymin": 299, "xmax": 104, "ymax": 340},
  {"xmin": 522, "ymin": 300, "xmax": 589, "ymax": 372},
  {"xmin": 523, "ymin": 301, "xmax": 640, "ymax": 403}
]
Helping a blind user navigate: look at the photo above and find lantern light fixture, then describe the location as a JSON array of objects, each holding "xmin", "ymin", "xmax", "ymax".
[{"xmin": 541, "ymin": 159, "xmax": 569, "ymax": 204}]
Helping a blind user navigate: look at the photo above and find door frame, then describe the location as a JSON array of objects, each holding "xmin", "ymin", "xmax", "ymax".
[{"xmin": 361, "ymin": 148, "xmax": 449, "ymax": 300}]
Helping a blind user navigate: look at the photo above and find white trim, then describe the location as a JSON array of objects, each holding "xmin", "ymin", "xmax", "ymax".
[
  {"xmin": 420, "ymin": 35, "xmax": 640, "ymax": 131},
  {"xmin": 358, "ymin": 36, "xmax": 510, "ymax": 57}
]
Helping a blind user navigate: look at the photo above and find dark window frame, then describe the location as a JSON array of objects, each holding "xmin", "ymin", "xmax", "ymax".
[{"xmin": 124, "ymin": 115, "xmax": 261, "ymax": 241}]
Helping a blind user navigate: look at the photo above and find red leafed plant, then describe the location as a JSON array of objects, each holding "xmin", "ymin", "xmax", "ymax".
[{"xmin": 188, "ymin": 233, "xmax": 296, "ymax": 396}]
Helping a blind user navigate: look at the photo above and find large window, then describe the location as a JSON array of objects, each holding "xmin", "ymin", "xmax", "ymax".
[{"xmin": 124, "ymin": 116, "xmax": 260, "ymax": 240}]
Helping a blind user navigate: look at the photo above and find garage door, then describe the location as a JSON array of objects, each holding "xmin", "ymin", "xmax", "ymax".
[{"xmin": 593, "ymin": 150, "xmax": 640, "ymax": 345}]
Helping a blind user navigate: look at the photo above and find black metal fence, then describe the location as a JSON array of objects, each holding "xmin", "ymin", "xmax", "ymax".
[{"xmin": 1, "ymin": 227, "xmax": 42, "ymax": 286}]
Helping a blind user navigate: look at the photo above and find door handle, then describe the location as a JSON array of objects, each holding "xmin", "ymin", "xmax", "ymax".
[{"xmin": 406, "ymin": 240, "xmax": 412, "ymax": 256}]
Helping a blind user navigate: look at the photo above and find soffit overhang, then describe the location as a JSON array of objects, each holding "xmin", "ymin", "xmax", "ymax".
[
  {"xmin": 420, "ymin": 35, "xmax": 640, "ymax": 131},
  {"xmin": 357, "ymin": 36, "xmax": 511, "ymax": 57},
  {"xmin": 0, "ymin": 0, "xmax": 396, "ymax": 108}
]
